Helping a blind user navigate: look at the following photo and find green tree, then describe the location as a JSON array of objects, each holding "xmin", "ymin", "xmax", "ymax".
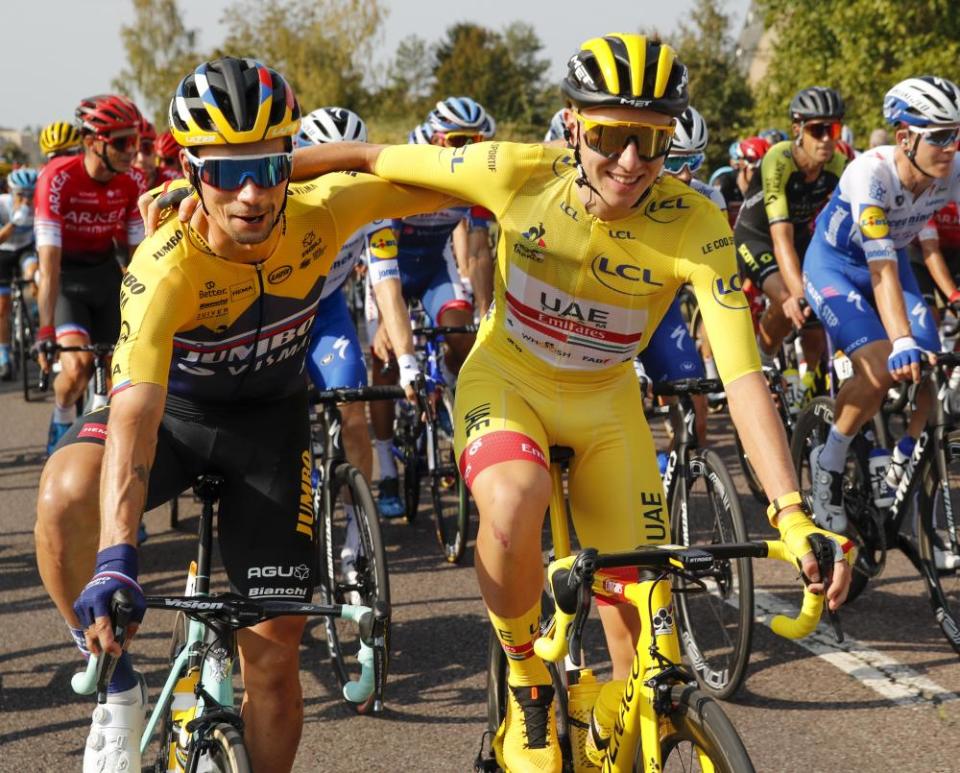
[
  {"xmin": 430, "ymin": 22, "xmax": 550, "ymax": 129},
  {"xmin": 113, "ymin": 0, "xmax": 199, "ymax": 126},
  {"xmin": 1, "ymin": 144, "xmax": 28, "ymax": 165},
  {"xmin": 216, "ymin": 0, "xmax": 385, "ymax": 113},
  {"xmin": 671, "ymin": 0, "xmax": 754, "ymax": 172},
  {"xmin": 754, "ymin": 0, "xmax": 960, "ymax": 146},
  {"xmin": 377, "ymin": 35, "xmax": 435, "ymax": 122}
]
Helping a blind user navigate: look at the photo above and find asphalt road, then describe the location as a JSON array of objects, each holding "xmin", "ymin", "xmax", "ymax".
[{"xmin": 2, "ymin": 377, "xmax": 960, "ymax": 772}]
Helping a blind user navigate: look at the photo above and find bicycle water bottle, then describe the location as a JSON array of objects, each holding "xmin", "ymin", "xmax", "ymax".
[
  {"xmin": 782, "ymin": 367, "xmax": 803, "ymax": 415},
  {"xmin": 567, "ymin": 669, "xmax": 603, "ymax": 771},
  {"xmin": 171, "ymin": 667, "xmax": 201, "ymax": 770},
  {"xmin": 585, "ymin": 679, "xmax": 625, "ymax": 767},
  {"xmin": 868, "ymin": 447, "xmax": 894, "ymax": 508}
]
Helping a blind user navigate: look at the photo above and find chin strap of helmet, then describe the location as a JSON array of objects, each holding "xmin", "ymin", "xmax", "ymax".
[
  {"xmin": 94, "ymin": 140, "xmax": 123, "ymax": 176},
  {"xmin": 905, "ymin": 132, "xmax": 936, "ymax": 179}
]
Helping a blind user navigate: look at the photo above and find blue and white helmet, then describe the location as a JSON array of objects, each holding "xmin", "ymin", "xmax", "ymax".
[
  {"xmin": 408, "ymin": 122, "xmax": 433, "ymax": 145},
  {"xmin": 758, "ymin": 128, "xmax": 788, "ymax": 144},
  {"xmin": 296, "ymin": 107, "xmax": 367, "ymax": 147},
  {"xmin": 884, "ymin": 76, "xmax": 960, "ymax": 127},
  {"xmin": 672, "ymin": 107, "xmax": 709, "ymax": 154},
  {"xmin": 479, "ymin": 113, "xmax": 496, "ymax": 139},
  {"xmin": 544, "ymin": 109, "xmax": 568, "ymax": 142},
  {"xmin": 7, "ymin": 168, "xmax": 38, "ymax": 194},
  {"xmin": 428, "ymin": 96, "xmax": 487, "ymax": 132}
]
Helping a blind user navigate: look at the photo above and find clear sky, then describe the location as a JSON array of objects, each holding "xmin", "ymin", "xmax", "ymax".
[{"xmin": 2, "ymin": 0, "xmax": 750, "ymax": 130}]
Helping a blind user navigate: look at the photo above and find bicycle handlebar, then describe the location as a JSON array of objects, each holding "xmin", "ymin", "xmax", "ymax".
[
  {"xmin": 534, "ymin": 540, "xmax": 831, "ymax": 663},
  {"xmin": 313, "ymin": 385, "xmax": 406, "ymax": 404},
  {"xmin": 71, "ymin": 593, "xmax": 382, "ymax": 705},
  {"xmin": 652, "ymin": 378, "xmax": 724, "ymax": 397},
  {"xmin": 412, "ymin": 324, "xmax": 479, "ymax": 337}
]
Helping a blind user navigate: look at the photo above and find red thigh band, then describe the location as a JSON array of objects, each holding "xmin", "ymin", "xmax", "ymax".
[{"xmin": 458, "ymin": 430, "xmax": 547, "ymax": 489}]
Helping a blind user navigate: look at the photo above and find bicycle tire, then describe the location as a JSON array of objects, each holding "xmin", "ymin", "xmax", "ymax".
[
  {"xmin": 317, "ymin": 462, "xmax": 391, "ymax": 714},
  {"xmin": 428, "ymin": 389, "xmax": 470, "ymax": 563},
  {"xmin": 790, "ymin": 397, "xmax": 877, "ymax": 603},
  {"xmin": 916, "ymin": 436, "xmax": 960, "ymax": 654},
  {"xmin": 186, "ymin": 722, "xmax": 252, "ymax": 773},
  {"xmin": 485, "ymin": 626, "xmax": 507, "ymax": 735},
  {"xmin": 154, "ymin": 611, "xmax": 190, "ymax": 772},
  {"xmin": 671, "ymin": 449, "xmax": 753, "ymax": 700},
  {"xmin": 13, "ymin": 294, "xmax": 35, "ymax": 402},
  {"xmin": 732, "ymin": 427, "xmax": 767, "ymax": 505},
  {"xmin": 656, "ymin": 684, "xmax": 755, "ymax": 772}
]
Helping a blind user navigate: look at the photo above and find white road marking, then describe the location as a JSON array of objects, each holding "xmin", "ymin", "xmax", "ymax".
[{"xmin": 754, "ymin": 589, "xmax": 960, "ymax": 705}]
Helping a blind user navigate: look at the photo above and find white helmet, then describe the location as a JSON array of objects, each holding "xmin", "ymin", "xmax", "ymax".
[
  {"xmin": 884, "ymin": 76, "xmax": 960, "ymax": 127},
  {"xmin": 297, "ymin": 107, "xmax": 367, "ymax": 146},
  {"xmin": 544, "ymin": 109, "xmax": 567, "ymax": 142},
  {"xmin": 671, "ymin": 107, "xmax": 709, "ymax": 154},
  {"xmin": 479, "ymin": 113, "xmax": 497, "ymax": 139},
  {"xmin": 408, "ymin": 122, "xmax": 433, "ymax": 145},
  {"xmin": 428, "ymin": 96, "xmax": 487, "ymax": 132}
]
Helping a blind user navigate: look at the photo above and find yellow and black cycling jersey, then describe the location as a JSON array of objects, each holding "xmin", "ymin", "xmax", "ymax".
[
  {"xmin": 111, "ymin": 173, "xmax": 452, "ymax": 403},
  {"xmin": 374, "ymin": 141, "xmax": 760, "ymax": 385},
  {"xmin": 736, "ymin": 139, "xmax": 847, "ymax": 240}
]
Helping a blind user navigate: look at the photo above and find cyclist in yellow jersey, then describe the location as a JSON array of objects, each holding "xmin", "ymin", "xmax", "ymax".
[
  {"xmin": 184, "ymin": 38, "xmax": 853, "ymax": 773},
  {"xmin": 35, "ymin": 58, "xmax": 453, "ymax": 773}
]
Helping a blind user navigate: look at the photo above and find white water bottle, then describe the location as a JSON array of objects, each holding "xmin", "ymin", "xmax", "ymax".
[{"xmin": 868, "ymin": 448, "xmax": 894, "ymax": 508}]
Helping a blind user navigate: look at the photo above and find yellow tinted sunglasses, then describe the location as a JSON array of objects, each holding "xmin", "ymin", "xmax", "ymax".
[{"xmin": 572, "ymin": 110, "xmax": 675, "ymax": 160}]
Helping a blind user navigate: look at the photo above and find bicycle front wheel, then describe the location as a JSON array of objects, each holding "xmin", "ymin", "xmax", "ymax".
[
  {"xmin": 316, "ymin": 462, "xmax": 391, "ymax": 713},
  {"xmin": 657, "ymin": 685, "xmax": 755, "ymax": 772},
  {"xmin": 732, "ymin": 427, "xmax": 767, "ymax": 505},
  {"xmin": 671, "ymin": 449, "xmax": 753, "ymax": 700},
  {"xmin": 186, "ymin": 723, "xmax": 252, "ymax": 773},
  {"xmin": 917, "ymin": 436, "xmax": 960, "ymax": 654},
  {"xmin": 428, "ymin": 391, "xmax": 470, "ymax": 563}
]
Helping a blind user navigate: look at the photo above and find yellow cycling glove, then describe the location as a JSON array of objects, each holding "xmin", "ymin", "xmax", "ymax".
[{"xmin": 769, "ymin": 492, "xmax": 855, "ymax": 568}]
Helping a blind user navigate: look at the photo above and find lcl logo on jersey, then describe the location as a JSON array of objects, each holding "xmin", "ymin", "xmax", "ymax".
[
  {"xmin": 591, "ymin": 255, "xmax": 663, "ymax": 296},
  {"xmin": 644, "ymin": 195, "xmax": 690, "ymax": 223},
  {"xmin": 711, "ymin": 272, "xmax": 749, "ymax": 310}
]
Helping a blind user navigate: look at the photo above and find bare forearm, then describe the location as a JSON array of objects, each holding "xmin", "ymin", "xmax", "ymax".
[
  {"xmin": 373, "ymin": 279, "xmax": 414, "ymax": 357},
  {"xmin": 771, "ymin": 224, "xmax": 803, "ymax": 296},
  {"xmin": 37, "ymin": 245, "xmax": 61, "ymax": 329},
  {"xmin": 727, "ymin": 371, "xmax": 798, "ymax": 500},
  {"xmin": 291, "ymin": 142, "xmax": 385, "ymax": 181},
  {"xmin": 470, "ymin": 252, "xmax": 494, "ymax": 317},
  {"xmin": 870, "ymin": 262, "xmax": 911, "ymax": 340},
  {"xmin": 99, "ymin": 384, "xmax": 165, "ymax": 548},
  {"xmin": 922, "ymin": 243, "xmax": 958, "ymax": 298},
  {"xmin": 0, "ymin": 223, "xmax": 13, "ymax": 244}
]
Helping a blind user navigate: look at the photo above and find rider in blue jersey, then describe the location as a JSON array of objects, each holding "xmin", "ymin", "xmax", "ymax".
[
  {"xmin": 368, "ymin": 98, "xmax": 491, "ymax": 517},
  {"xmin": 804, "ymin": 77, "xmax": 960, "ymax": 551}
]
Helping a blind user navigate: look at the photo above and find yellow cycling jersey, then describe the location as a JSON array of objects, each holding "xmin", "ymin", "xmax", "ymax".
[
  {"xmin": 375, "ymin": 142, "xmax": 759, "ymax": 384},
  {"xmin": 111, "ymin": 173, "xmax": 452, "ymax": 403}
]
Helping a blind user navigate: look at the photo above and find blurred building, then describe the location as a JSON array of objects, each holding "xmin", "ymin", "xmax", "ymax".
[
  {"xmin": 735, "ymin": 1, "xmax": 775, "ymax": 87},
  {"xmin": 0, "ymin": 127, "xmax": 43, "ymax": 166}
]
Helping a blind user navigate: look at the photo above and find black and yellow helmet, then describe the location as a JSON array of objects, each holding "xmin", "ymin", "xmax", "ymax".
[
  {"xmin": 562, "ymin": 34, "xmax": 689, "ymax": 117},
  {"xmin": 169, "ymin": 57, "xmax": 301, "ymax": 147},
  {"xmin": 39, "ymin": 121, "xmax": 82, "ymax": 157}
]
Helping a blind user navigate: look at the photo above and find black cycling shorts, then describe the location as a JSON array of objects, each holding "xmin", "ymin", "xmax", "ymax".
[
  {"xmin": 736, "ymin": 229, "xmax": 812, "ymax": 289},
  {"xmin": 908, "ymin": 242, "xmax": 960, "ymax": 308},
  {"xmin": 55, "ymin": 390, "xmax": 316, "ymax": 601},
  {"xmin": 0, "ymin": 245, "xmax": 32, "ymax": 290},
  {"xmin": 55, "ymin": 259, "xmax": 122, "ymax": 343}
]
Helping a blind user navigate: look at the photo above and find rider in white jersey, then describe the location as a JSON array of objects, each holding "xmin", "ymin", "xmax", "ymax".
[{"xmin": 804, "ymin": 77, "xmax": 960, "ymax": 552}]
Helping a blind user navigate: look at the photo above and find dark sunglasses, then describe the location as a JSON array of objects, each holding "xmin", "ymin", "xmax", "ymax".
[
  {"xmin": 139, "ymin": 140, "xmax": 155, "ymax": 154},
  {"xmin": 158, "ymin": 155, "xmax": 179, "ymax": 167},
  {"xmin": 910, "ymin": 125, "xmax": 960, "ymax": 148},
  {"xmin": 100, "ymin": 134, "xmax": 138, "ymax": 153},
  {"xmin": 804, "ymin": 121, "xmax": 842, "ymax": 141},
  {"xmin": 186, "ymin": 151, "xmax": 293, "ymax": 191},
  {"xmin": 573, "ymin": 110, "xmax": 675, "ymax": 160}
]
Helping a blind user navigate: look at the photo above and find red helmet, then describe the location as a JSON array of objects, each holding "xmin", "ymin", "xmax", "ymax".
[
  {"xmin": 738, "ymin": 136, "xmax": 772, "ymax": 165},
  {"xmin": 76, "ymin": 94, "xmax": 141, "ymax": 136},
  {"xmin": 138, "ymin": 116, "xmax": 157, "ymax": 142},
  {"xmin": 155, "ymin": 131, "xmax": 180, "ymax": 160},
  {"xmin": 835, "ymin": 139, "xmax": 856, "ymax": 161}
]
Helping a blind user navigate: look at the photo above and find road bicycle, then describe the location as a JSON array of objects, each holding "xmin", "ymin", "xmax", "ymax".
[
  {"xmin": 792, "ymin": 352, "xmax": 960, "ymax": 651},
  {"xmin": 393, "ymin": 313, "xmax": 477, "ymax": 563},
  {"xmin": 478, "ymin": 445, "xmax": 840, "ymax": 771},
  {"xmin": 72, "ymin": 473, "xmax": 387, "ymax": 772},
  {"xmin": 311, "ymin": 384, "xmax": 400, "ymax": 713},
  {"xmin": 8, "ymin": 273, "xmax": 43, "ymax": 401}
]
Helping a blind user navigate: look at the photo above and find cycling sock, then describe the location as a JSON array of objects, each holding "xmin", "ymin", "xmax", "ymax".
[
  {"xmin": 108, "ymin": 652, "xmax": 137, "ymax": 694},
  {"xmin": 374, "ymin": 438, "xmax": 397, "ymax": 480},
  {"xmin": 0, "ymin": 344, "xmax": 9, "ymax": 364},
  {"xmin": 69, "ymin": 625, "xmax": 90, "ymax": 659},
  {"xmin": 819, "ymin": 426, "xmax": 854, "ymax": 473},
  {"xmin": 488, "ymin": 603, "xmax": 551, "ymax": 687},
  {"xmin": 758, "ymin": 348, "xmax": 775, "ymax": 368},
  {"xmin": 53, "ymin": 402, "xmax": 77, "ymax": 425},
  {"xmin": 703, "ymin": 355, "xmax": 719, "ymax": 380}
]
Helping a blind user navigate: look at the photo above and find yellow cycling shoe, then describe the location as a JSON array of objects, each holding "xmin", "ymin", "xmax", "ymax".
[{"xmin": 492, "ymin": 684, "xmax": 561, "ymax": 772}]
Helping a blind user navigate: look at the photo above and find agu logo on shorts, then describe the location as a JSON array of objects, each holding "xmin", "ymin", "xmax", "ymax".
[
  {"xmin": 859, "ymin": 205, "xmax": 890, "ymax": 240},
  {"xmin": 368, "ymin": 227, "xmax": 398, "ymax": 260}
]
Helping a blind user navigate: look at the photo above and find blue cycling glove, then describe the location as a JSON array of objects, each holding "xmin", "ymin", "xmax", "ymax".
[
  {"xmin": 887, "ymin": 336, "xmax": 923, "ymax": 375},
  {"xmin": 73, "ymin": 543, "xmax": 146, "ymax": 630}
]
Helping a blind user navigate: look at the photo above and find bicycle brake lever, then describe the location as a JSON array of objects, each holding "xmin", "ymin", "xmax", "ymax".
[
  {"xmin": 801, "ymin": 534, "xmax": 844, "ymax": 643},
  {"xmin": 564, "ymin": 550, "xmax": 597, "ymax": 667}
]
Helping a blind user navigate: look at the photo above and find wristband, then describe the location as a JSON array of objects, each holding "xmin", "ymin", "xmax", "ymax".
[
  {"xmin": 37, "ymin": 325, "xmax": 55, "ymax": 342},
  {"xmin": 766, "ymin": 491, "xmax": 804, "ymax": 525},
  {"xmin": 397, "ymin": 353, "xmax": 419, "ymax": 389},
  {"xmin": 949, "ymin": 290, "xmax": 960, "ymax": 305},
  {"xmin": 890, "ymin": 335, "xmax": 918, "ymax": 355}
]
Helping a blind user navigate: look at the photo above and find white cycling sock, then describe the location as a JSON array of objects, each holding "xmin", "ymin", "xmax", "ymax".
[
  {"xmin": 374, "ymin": 438, "xmax": 397, "ymax": 480},
  {"xmin": 53, "ymin": 402, "xmax": 76, "ymax": 425},
  {"xmin": 703, "ymin": 355, "xmax": 719, "ymax": 380},
  {"xmin": 819, "ymin": 426, "xmax": 854, "ymax": 473}
]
